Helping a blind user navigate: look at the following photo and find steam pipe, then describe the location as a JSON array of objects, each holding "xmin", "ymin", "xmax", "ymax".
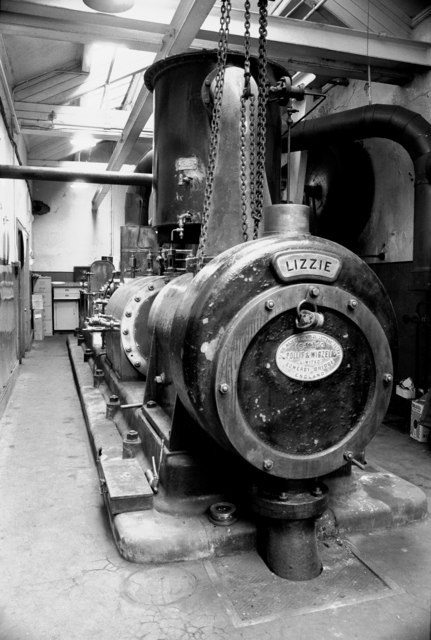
[
  {"xmin": 0, "ymin": 164, "xmax": 153, "ymax": 186},
  {"xmin": 290, "ymin": 104, "xmax": 431, "ymax": 287}
]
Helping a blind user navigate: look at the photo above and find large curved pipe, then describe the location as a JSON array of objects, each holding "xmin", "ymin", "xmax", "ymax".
[
  {"xmin": 124, "ymin": 149, "xmax": 153, "ymax": 226},
  {"xmin": 290, "ymin": 104, "xmax": 431, "ymax": 287}
]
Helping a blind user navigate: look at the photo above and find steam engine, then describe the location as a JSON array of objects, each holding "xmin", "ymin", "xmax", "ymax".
[{"xmin": 82, "ymin": 51, "xmax": 396, "ymax": 581}]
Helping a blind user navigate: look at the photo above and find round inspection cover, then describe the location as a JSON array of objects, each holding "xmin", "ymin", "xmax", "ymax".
[
  {"xmin": 215, "ymin": 283, "xmax": 393, "ymax": 479},
  {"xmin": 120, "ymin": 278, "xmax": 166, "ymax": 372}
]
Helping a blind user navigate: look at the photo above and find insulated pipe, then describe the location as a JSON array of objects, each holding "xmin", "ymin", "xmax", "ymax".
[
  {"xmin": 0, "ymin": 164, "xmax": 153, "ymax": 186},
  {"xmin": 290, "ymin": 104, "xmax": 431, "ymax": 287}
]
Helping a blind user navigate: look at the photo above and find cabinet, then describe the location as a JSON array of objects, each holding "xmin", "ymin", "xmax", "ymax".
[{"xmin": 53, "ymin": 283, "xmax": 80, "ymax": 331}]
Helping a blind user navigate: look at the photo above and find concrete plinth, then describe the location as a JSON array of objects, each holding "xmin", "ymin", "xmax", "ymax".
[{"xmin": 68, "ymin": 337, "xmax": 428, "ymax": 565}]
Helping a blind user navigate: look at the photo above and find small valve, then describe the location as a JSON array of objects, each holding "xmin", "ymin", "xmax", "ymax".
[{"xmin": 295, "ymin": 299, "xmax": 324, "ymax": 330}]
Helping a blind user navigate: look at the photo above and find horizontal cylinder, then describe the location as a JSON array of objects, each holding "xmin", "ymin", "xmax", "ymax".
[{"xmin": 0, "ymin": 164, "xmax": 153, "ymax": 186}]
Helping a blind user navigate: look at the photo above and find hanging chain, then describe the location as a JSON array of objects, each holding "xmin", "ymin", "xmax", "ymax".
[
  {"xmin": 239, "ymin": 97, "xmax": 249, "ymax": 242},
  {"xmin": 239, "ymin": 0, "xmax": 253, "ymax": 242},
  {"xmin": 249, "ymin": 97, "xmax": 256, "ymax": 211},
  {"xmin": 253, "ymin": 0, "xmax": 269, "ymax": 239},
  {"xmin": 196, "ymin": 0, "xmax": 231, "ymax": 271},
  {"xmin": 197, "ymin": 0, "xmax": 268, "ymax": 267}
]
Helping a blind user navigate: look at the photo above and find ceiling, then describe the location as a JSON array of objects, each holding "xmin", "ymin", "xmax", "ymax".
[{"xmin": 0, "ymin": 0, "xmax": 430, "ymax": 210}]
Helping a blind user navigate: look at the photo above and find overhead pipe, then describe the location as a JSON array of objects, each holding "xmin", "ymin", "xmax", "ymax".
[
  {"xmin": 290, "ymin": 104, "xmax": 431, "ymax": 288},
  {"xmin": 0, "ymin": 164, "xmax": 153, "ymax": 186}
]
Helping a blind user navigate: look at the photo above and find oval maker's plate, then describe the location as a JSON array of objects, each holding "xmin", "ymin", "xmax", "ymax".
[{"xmin": 276, "ymin": 331, "xmax": 343, "ymax": 382}]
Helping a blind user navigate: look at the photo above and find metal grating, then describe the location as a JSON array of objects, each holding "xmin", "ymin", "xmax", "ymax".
[{"xmin": 204, "ymin": 539, "xmax": 403, "ymax": 628}]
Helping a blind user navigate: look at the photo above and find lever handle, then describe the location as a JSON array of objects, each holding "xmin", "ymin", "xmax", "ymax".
[{"xmin": 344, "ymin": 451, "xmax": 366, "ymax": 470}]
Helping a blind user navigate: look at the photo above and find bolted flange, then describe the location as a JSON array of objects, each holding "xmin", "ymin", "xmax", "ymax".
[{"xmin": 251, "ymin": 485, "xmax": 328, "ymax": 521}]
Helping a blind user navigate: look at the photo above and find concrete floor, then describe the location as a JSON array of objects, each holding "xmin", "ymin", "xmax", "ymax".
[{"xmin": 0, "ymin": 335, "xmax": 430, "ymax": 640}]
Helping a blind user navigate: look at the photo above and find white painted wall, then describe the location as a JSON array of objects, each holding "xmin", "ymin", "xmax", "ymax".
[
  {"xmin": 31, "ymin": 164, "xmax": 129, "ymax": 273},
  {"xmin": 0, "ymin": 117, "xmax": 32, "ymax": 266}
]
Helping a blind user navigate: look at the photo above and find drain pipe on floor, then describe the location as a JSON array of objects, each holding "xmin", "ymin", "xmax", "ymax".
[{"xmin": 290, "ymin": 104, "xmax": 431, "ymax": 290}]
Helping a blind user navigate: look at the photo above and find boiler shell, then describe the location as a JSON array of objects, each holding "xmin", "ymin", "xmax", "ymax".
[{"xmin": 144, "ymin": 51, "xmax": 287, "ymax": 243}]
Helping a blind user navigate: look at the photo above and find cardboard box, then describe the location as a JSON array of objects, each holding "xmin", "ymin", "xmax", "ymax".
[
  {"xmin": 396, "ymin": 378, "xmax": 416, "ymax": 400},
  {"xmin": 43, "ymin": 318, "xmax": 53, "ymax": 337},
  {"xmin": 410, "ymin": 421, "xmax": 430, "ymax": 443},
  {"xmin": 33, "ymin": 276, "xmax": 52, "ymax": 294},
  {"xmin": 410, "ymin": 397, "xmax": 431, "ymax": 443},
  {"xmin": 34, "ymin": 276, "xmax": 52, "ymax": 309},
  {"xmin": 33, "ymin": 310, "xmax": 44, "ymax": 341},
  {"xmin": 31, "ymin": 294, "xmax": 44, "ymax": 310},
  {"xmin": 33, "ymin": 277, "xmax": 53, "ymax": 334}
]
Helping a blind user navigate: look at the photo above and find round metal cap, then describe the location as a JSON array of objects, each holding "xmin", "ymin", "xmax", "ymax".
[{"xmin": 208, "ymin": 502, "xmax": 237, "ymax": 526}]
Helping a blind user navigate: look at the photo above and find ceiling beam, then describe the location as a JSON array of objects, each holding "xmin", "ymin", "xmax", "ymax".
[
  {"xmin": 20, "ymin": 126, "xmax": 150, "ymax": 142},
  {"xmin": 0, "ymin": 10, "xmax": 163, "ymax": 51},
  {"xmin": 91, "ymin": 0, "xmax": 217, "ymax": 212},
  {"xmin": 198, "ymin": 10, "xmax": 431, "ymax": 69},
  {"xmin": 412, "ymin": 6, "xmax": 431, "ymax": 28},
  {"xmin": 2, "ymin": 3, "xmax": 426, "ymax": 75},
  {"xmin": 190, "ymin": 46, "xmax": 417, "ymax": 86},
  {"xmin": 0, "ymin": 0, "xmax": 167, "ymax": 33}
]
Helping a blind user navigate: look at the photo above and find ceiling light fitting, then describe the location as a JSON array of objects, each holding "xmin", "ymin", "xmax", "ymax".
[{"xmin": 83, "ymin": 0, "xmax": 134, "ymax": 13}]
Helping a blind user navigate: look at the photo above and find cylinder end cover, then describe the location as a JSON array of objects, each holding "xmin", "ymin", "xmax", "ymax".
[{"xmin": 170, "ymin": 235, "xmax": 395, "ymax": 479}]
